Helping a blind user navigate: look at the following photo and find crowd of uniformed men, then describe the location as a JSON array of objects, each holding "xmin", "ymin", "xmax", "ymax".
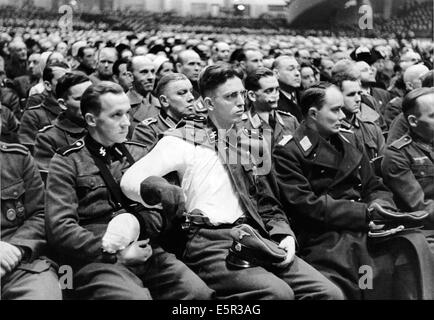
[{"xmin": 1, "ymin": 29, "xmax": 433, "ymax": 300}]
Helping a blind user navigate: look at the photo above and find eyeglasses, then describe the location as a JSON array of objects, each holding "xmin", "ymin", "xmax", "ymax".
[{"xmin": 222, "ymin": 90, "xmax": 247, "ymax": 102}]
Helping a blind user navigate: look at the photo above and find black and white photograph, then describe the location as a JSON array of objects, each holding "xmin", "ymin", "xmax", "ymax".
[{"xmin": 0, "ymin": 0, "xmax": 433, "ymax": 308}]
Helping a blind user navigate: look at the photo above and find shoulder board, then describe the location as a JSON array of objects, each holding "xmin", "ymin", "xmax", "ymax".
[
  {"xmin": 276, "ymin": 110, "xmax": 295, "ymax": 118},
  {"xmin": 390, "ymin": 134, "xmax": 412, "ymax": 150},
  {"xmin": 339, "ymin": 128, "xmax": 354, "ymax": 134},
  {"xmin": 38, "ymin": 124, "xmax": 55, "ymax": 133},
  {"xmin": 141, "ymin": 117, "xmax": 157, "ymax": 126},
  {"xmin": 277, "ymin": 135, "xmax": 293, "ymax": 146},
  {"xmin": 0, "ymin": 143, "xmax": 29, "ymax": 155},
  {"xmin": 57, "ymin": 139, "xmax": 85, "ymax": 156},
  {"xmin": 124, "ymin": 141, "xmax": 147, "ymax": 148},
  {"xmin": 28, "ymin": 104, "xmax": 43, "ymax": 110}
]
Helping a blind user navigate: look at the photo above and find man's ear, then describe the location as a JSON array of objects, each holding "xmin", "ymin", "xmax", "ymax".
[
  {"xmin": 44, "ymin": 80, "xmax": 52, "ymax": 92},
  {"xmin": 273, "ymin": 68, "xmax": 279, "ymax": 79},
  {"xmin": 407, "ymin": 114, "xmax": 418, "ymax": 128},
  {"xmin": 307, "ymin": 107, "xmax": 318, "ymax": 120},
  {"xmin": 239, "ymin": 60, "xmax": 246, "ymax": 71},
  {"xmin": 159, "ymin": 94, "xmax": 169, "ymax": 108},
  {"xmin": 203, "ymin": 97, "xmax": 214, "ymax": 111},
  {"xmin": 175, "ymin": 62, "xmax": 182, "ymax": 73},
  {"xmin": 405, "ymin": 81, "xmax": 414, "ymax": 91},
  {"xmin": 57, "ymin": 98, "xmax": 67, "ymax": 111},
  {"xmin": 85, "ymin": 112, "xmax": 97, "ymax": 127},
  {"xmin": 247, "ymin": 90, "xmax": 256, "ymax": 102}
]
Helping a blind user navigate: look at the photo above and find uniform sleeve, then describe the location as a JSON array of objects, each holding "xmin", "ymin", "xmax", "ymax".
[
  {"xmin": 256, "ymin": 169, "xmax": 296, "ymax": 241},
  {"xmin": 45, "ymin": 153, "xmax": 104, "ymax": 262},
  {"xmin": 8, "ymin": 152, "xmax": 46, "ymax": 261},
  {"xmin": 382, "ymin": 147, "xmax": 434, "ymax": 220},
  {"xmin": 273, "ymin": 144, "xmax": 369, "ymax": 231},
  {"xmin": 18, "ymin": 110, "xmax": 39, "ymax": 152},
  {"xmin": 131, "ymin": 122, "xmax": 158, "ymax": 150},
  {"xmin": 34, "ymin": 132, "xmax": 56, "ymax": 173},
  {"xmin": 121, "ymin": 136, "xmax": 190, "ymax": 205}
]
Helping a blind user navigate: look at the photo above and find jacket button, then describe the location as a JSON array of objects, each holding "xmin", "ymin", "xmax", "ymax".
[
  {"xmin": 6, "ymin": 209, "xmax": 16, "ymax": 221},
  {"xmin": 421, "ymin": 171, "xmax": 425, "ymax": 176},
  {"xmin": 358, "ymin": 183, "xmax": 362, "ymax": 187},
  {"xmin": 320, "ymin": 169, "xmax": 325, "ymax": 174},
  {"xmin": 13, "ymin": 191, "xmax": 18, "ymax": 196}
]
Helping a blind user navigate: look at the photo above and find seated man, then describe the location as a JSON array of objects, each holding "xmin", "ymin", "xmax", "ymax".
[
  {"xmin": 1, "ymin": 141, "xmax": 61, "ymax": 300},
  {"xmin": 273, "ymin": 82, "xmax": 430, "ymax": 299},
  {"xmin": 121, "ymin": 63, "xmax": 343, "ymax": 300},
  {"xmin": 244, "ymin": 67, "xmax": 299, "ymax": 150},
  {"xmin": 132, "ymin": 73, "xmax": 196, "ymax": 150},
  {"xmin": 18, "ymin": 62, "xmax": 69, "ymax": 153},
  {"xmin": 331, "ymin": 69, "xmax": 385, "ymax": 173},
  {"xmin": 34, "ymin": 72, "xmax": 91, "ymax": 177},
  {"xmin": 45, "ymin": 81, "xmax": 213, "ymax": 300},
  {"xmin": 382, "ymin": 87, "xmax": 434, "ymax": 244}
]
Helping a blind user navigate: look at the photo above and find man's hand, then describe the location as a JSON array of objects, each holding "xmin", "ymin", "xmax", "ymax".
[
  {"xmin": 274, "ymin": 236, "xmax": 295, "ymax": 268},
  {"xmin": 116, "ymin": 239, "xmax": 152, "ymax": 267},
  {"xmin": 140, "ymin": 176, "xmax": 186, "ymax": 218},
  {"xmin": 0, "ymin": 241, "xmax": 23, "ymax": 276}
]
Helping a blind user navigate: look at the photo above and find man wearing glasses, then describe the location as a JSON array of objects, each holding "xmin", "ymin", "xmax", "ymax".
[{"xmin": 121, "ymin": 63, "xmax": 343, "ymax": 300}]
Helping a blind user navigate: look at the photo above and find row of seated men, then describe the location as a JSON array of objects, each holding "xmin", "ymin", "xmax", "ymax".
[{"xmin": 1, "ymin": 61, "xmax": 433, "ymax": 300}]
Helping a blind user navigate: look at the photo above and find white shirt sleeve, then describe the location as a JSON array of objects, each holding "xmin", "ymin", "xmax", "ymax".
[{"xmin": 120, "ymin": 135, "xmax": 190, "ymax": 204}]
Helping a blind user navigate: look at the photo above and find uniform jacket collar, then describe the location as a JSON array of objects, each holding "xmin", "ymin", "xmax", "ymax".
[
  {"xmin": 158, "ymin": 110, "xmax": 178, "ymax": 129},
  {"xmin": 54, "ymin": 112, "xmax": 86, "ymax": 134},
  {"xmin": 293, "ymin": 122, "xmax": 363, "ymax": 186},
  {"xmin": 42, "ymin": 94, "xmax": 63, "ymax": 115},
  {"xmin": 84, "ymin": 134, "xmax": 124, "ymax": 163}
]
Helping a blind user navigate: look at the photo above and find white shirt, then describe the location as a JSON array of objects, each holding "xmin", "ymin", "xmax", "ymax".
[{"xmin": 121, "ymin": 135, "xmax": 245, "ymax": 225}]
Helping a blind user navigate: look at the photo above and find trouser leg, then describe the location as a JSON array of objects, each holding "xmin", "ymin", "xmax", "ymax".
[
  {"xmin": 139, "ymin": 246, "xmax": 215, "ymax": 300},
  {"xmin": 183, "ymin": 228, "xmax": 295, "ymax": 300},
  {"xmin": 1, "ymin": 260, "xmax": 61, "ymax": 300},
  {"xmin": 275, "ymin": 256, "xmax": 345, "ymax": 300},
  {"xmin": 73, "ymin": 262, "xmax": 152, "ymax": 300}
]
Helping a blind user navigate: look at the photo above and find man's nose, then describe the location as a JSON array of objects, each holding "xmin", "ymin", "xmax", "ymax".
[
  {"xmin": 121, "ymin": 113, "xmax": 130, "ymax": 127},
  {"xmin": 338, "ymin": 109, "xmax": 346, "ymax": 120}
]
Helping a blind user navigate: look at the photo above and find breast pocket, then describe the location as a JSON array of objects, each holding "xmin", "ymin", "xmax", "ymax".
[
  {"xmin": 76, "ymin": 175, "xmax": 110, "ymax": 219},
  {"xmin": 1, "ymin": 180, "xmax": 25, "ymax": 229}
]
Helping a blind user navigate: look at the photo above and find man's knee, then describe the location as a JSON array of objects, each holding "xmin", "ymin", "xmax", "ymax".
[
  {"xmin": 320, "ymin": 281, "xmax": 345, "ymax": 300},
  {"xmin": 261, "ymin": 278, "xmax": 295, "ymax": 300}
]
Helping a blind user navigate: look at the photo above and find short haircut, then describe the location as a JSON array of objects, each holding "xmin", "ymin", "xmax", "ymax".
[
  {"xmin": 113, "ymin": 58, "xmax": 129, "ymax": 77},
  {"xmin": 244, "ymin": 67, "xmax": 275, "ymax": 91},
  {"xmin": 155, "ymin": 73, "xmax": 188, "ymax": 98},
  {"xmin": 421, "ymin": 70, "xmax": 434, "ymax": 88},
  {"xmin": 77, "ymin": 46, "xmax": 93, "ymax": 59},
  {"xmin": 300, "ymin": 82, "xmax": 336, "ymax": 117},
  {"xmin": 198, "ymin": 63, "xmax": 243, "ymax": 97},
  {"xmin": 229, "ymin": 48, "xmax": 246, "ymax": 64},
  {"xmin": 42, "ymin": 62, "xmax": 70, "ymax": 82},
  {"xmin": 80, "ymin": 81, "xmax": 124, "ymax": 117},
  {"xmin": 55, "ymin": 71, "xmax": 90, "ymax": 99},
  {"xmin": 402, "ymin": 87, "xmax": 434, "ymax": 120}
]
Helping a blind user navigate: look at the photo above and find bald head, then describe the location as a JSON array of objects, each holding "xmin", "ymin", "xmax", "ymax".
[
  {"xmin": 272, "ymin": 55, "xmax": 301, "ymax": 88},
  {"xmin": 403, "ymin": 64, "xmax": 429, "ymax": 91},
  {"xmin": 212, "ymin": 42, "xmax": 230, "ymax": 63},
  {"xmin": 97, "ymin": 47, "xmax": 117, "ymax": 79},
  {"xmin": 400, "ymin": 51, "xmax": 421, "ymax": 71},
  {"xmin": 129, "ymin": 55, "xmax": 156, "ymax": 96},
  {"xmin": 176, "ymin": 50, "xmax": 202, "ymax": 82}
]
